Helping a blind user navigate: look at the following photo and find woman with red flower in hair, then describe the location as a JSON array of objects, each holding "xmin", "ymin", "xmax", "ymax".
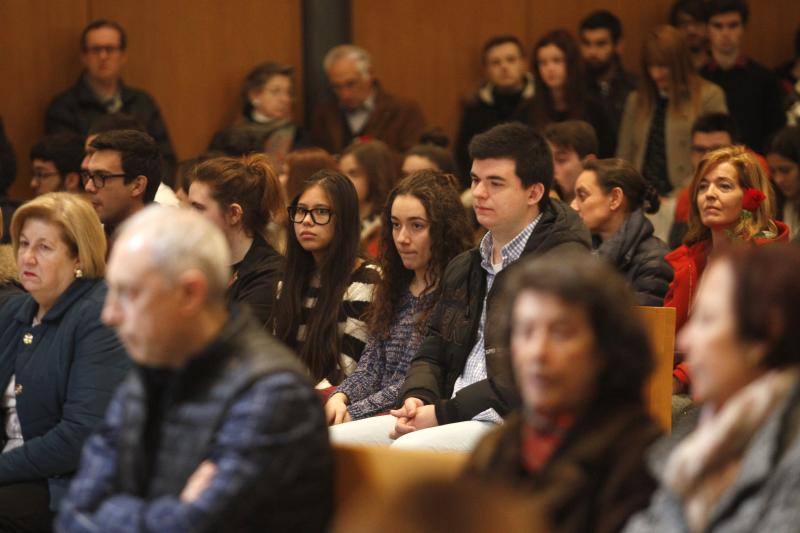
[{"xmin": 665, "ymin": 145, "xmax": 789, "ymax": 394}]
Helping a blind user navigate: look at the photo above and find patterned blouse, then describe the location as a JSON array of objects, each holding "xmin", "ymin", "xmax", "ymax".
[{"xmin": 336, "ymin": 289, "xmax": 433, "ymax": 419}]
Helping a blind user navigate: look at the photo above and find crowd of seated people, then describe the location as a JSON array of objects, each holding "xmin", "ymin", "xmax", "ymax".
[{"xmin": 0, "ymin": 0, "xmax": 800, "ymax": 531}]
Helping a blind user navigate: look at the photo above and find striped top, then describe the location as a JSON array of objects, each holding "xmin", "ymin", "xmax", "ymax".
[{"xmin": 295, "ymin": 262, "xmax": 381, "ymax": 387}]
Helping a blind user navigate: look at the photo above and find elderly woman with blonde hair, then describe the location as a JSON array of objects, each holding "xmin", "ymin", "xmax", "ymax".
[{"xmin": 0, "ymin": 192, "xmax": 130, "ymax": 531}]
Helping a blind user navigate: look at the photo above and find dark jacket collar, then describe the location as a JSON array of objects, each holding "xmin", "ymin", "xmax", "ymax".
[
  {"xmin": 12, "ymin": 277, "xmax": 101, "ymax": 325},
  {"xmin": 74, "ymin": 73, "xmax": 135, "ymax": 106},
  {"xmin": 522, "ymin": 199, "xmax": 591, "ymax": 255}
]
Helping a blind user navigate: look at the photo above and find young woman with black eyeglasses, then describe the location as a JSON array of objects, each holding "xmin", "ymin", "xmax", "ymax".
[{"xmin": 274, "ymin": 170, "xmax": 380, "ymax": 388}]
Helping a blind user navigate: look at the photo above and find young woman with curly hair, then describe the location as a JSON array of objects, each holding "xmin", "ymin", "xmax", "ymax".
[{"xmin": 326, "ymin": 170, "xmax": 473, "ymax": 434}]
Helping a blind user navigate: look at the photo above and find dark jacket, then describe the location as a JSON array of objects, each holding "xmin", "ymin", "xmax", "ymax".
[
  {"xmin": 57, "ymin": 308, "xmax": 333, "ymax": 533},
  {"xmin": 399, "ymin": 200, "xmax": 590, "ymax": 423},
  {"xmin": 311, "ymin": 82, "xmax": 426, "ymax": 154},
  {"xmin": 594, "ymin": 209, "xmax": 673, "ymax": 307},
  {"xmin": 701, "ymin": 57, "xmax": 786, "ymax": 152},
  {"xmin": 45, "ymin": 75, "xmax": 176, "ymax": 177},
  {"xmin": 467, "ymin": 406, "xmax": 661, "ymax": 533},
  {"xmin": 455, "ymin": 74, "xmax": 535, "ymax": 182},
  {"xmin": 0, "ymin": 278, "xmax": 130, "ymax": 509},
  {"xmin": 227, "ymin": 234, "xmax": 284, "ymax": 327},
  {"xmin": 586, "ymin": 62, "xmax": 638, "ymax": 155}
]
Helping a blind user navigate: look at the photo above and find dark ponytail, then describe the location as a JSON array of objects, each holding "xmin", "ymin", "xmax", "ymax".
[{"xmin": 583, "ymin": 158, "xmax": 659, "ymax": 214}]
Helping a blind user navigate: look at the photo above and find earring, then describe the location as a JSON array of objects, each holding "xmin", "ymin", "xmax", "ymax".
[{"xmin": 74, "ymin": 268, "xmax": 83, "ymax": 279}]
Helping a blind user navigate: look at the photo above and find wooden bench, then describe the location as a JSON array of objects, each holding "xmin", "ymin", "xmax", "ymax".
[{"xmin": 637, "ymin": 306, "xmax": 676, "ymax": 431}]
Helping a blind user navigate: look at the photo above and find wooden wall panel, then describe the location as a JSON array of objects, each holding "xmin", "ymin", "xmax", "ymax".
[
  {"xmin": 0, "ymin": 0, "xmax": 88, "ymax": 198},
  {"xmin": 89, "ymin": 0, "xmax": 303, "ymax": 162},
  {"xmin": 745, "ymin": 0, "xmax": 798, "ymax": 69},
  {"xmin": 352, "ymin": 0, "xmax": 528, "ymax": 146},
  {"xmin": 353, "ymin": 0, "xmax": 797, "ymax": 145}
]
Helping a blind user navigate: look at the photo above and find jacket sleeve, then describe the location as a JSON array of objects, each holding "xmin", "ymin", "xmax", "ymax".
[
  {"xmin": 399, "ymin": 321, "xmax": 447, "ymax": 407},
  {"xmin": 57, "ymin": 372, "xmax": 331, "ymax": 533},
  {"xmin": 435, "ymin": 376, "xmax": 511, "ymax": 424},
  {"xmin": 0, "ymin": 300, "xmax": 130, "ymax": 483},
  {"xmin": 631, "ymin": 244, "xmax": 674, "ymax": 307}
]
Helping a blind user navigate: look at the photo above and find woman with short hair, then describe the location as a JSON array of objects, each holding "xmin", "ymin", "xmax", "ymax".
[
  {"xmin": 466, "ymin": 252, "xmax": 661, "ymax": 533},
  {"xmin": 625, "ymin": 245, "xmax": 800, "ymax": 532},
  {"xmin": 0, "ymin": 193, "xmax": 129, "ymax": 530}
]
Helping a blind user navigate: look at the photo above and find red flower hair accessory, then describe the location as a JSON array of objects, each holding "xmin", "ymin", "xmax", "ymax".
[{"xmin": 742, "ymin": 188, "xmax": 766, "ymax": 213}]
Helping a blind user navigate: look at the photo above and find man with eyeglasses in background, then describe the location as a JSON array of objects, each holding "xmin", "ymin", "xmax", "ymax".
[
  {"xmin": 83, "ymin": 129, "xmax": 162, "ymax": 245},
  {"xmin": 45, "ymin": 19, "xmax": 176, "ymax": 178},
  {"xmin": 28, "ymin": 132, "xmax": 86, "ymax": 196}
]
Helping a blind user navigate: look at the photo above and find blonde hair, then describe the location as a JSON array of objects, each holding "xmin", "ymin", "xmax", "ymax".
[
  {"xmin": 685, "ymin": 146, "xmax": 776, "ymax": 245},
  {"xmin": 11, "ymin": 192, "xmax": 107, "ymax": 277}
]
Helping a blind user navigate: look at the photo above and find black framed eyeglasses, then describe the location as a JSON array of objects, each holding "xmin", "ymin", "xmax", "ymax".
[
  {"xmin": 80, "ymin": 170, "xmax": 127, "ymax": 189},
  {"xmin": 288, "ymin": 206, "xmax": 333, "ymax": 225}
]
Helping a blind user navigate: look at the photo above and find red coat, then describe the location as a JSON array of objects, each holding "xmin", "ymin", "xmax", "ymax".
[{"xmin": 664, "ymin": 220, "xmax": 790, "ymax": 385}]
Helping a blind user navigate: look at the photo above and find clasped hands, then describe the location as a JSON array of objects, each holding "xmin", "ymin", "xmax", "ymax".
[{"xmin": 389, "ymin": 397, "xmax": 438, "ymax": 439}]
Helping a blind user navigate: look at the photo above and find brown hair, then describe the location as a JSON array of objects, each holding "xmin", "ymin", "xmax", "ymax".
[
  {"xmin": 11, "ymin": 192, "xmax": 106, "ymax": 277},
  {"xmin": 191, "ymin": 154, "xmax": 284, "ymax": 238},
  {"xmin": 284, "ymin": 148, "xmax": 339, "ymax": 202},
  {"xmin": 583, "ymin": 158, "xmax": 661, "ymax": 214},
  {"xmin": 530, "ymin": 29, "xmax": 589, "ymax": 129},
  {"xmin": 724, "ymin": 245, "xmax": 800, "ymax": 369},
  {"xmin": 341, "ymin": 139, "xmax": 397, "ymax": 217},
  {"xmin": 366, "ymin": 170, "xmax": 473, "ymax": 339},
  {"xmin": 684, "ymin": 146, "xmax": 776, "ymax": 245},
  {"xmin": 543, "ymin": 120, "xmax": 599, "ymax": 159},
  {"xmin": 638, "ymin": 25, "xmax": 704, "ymax": 119}
]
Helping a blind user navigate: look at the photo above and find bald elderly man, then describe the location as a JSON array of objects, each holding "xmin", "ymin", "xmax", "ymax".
[{"xmin": 57, "ymin": 206, "xmax": 332, "ymax": 532}]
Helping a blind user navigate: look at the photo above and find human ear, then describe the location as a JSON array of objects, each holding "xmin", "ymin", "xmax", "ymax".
[
  {"xmin": 527, "ymin": 182, "xmax": 545, "ymax": 206},
  {"xmin": 130, "ymin": 175, "xmax": 148, "ymax": 199},
  {"xmin": 226, "ymin": 203, "xmax": 244, "ymax": 227},
  {"xmin": 609, "ymin": 187, "xmax": 624, "ymax": 211}
]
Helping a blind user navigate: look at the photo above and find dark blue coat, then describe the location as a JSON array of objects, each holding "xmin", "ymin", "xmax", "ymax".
[{"xmin": 0, "ymin": 278, "xmax": 130, "ymax": 509}]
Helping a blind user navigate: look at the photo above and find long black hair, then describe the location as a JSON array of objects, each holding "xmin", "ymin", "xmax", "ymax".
[{"xmin": 274, "ymin": 169, "xmax": 362, "ymax": 382}]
